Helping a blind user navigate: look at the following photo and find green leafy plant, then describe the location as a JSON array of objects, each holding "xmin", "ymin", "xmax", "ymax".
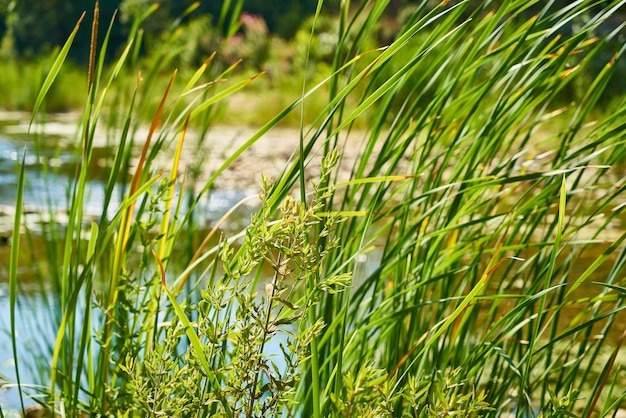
[{"xmin": 121, "ymin": 151, "xmax": 349, "ymax": 417}]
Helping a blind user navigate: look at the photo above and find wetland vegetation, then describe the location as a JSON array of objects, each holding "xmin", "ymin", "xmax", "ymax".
[{"xmin": 1, "ymin": 0, "xmax": 626, "ymax": 416}]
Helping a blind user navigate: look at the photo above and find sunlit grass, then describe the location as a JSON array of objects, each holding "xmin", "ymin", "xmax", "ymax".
[
  {"xmin": 3, "ymin": 0, "xmax": 626, "ymax": 417},
  {"xmin": 0, "ymin": 59, "xmax": 86, "ymax": 112}
]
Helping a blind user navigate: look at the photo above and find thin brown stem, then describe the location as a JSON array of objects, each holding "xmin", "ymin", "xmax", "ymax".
[{"xmin": 246, "ymin": 249, "xmax": 286, "ymax": 417}]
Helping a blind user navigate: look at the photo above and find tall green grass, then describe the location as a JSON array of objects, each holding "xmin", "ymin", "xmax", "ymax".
[
  {"xmin": 0, "ymin": 58, "xmax": 86, "ymax": 112},
  {"xmin": 4, "ymin": 0, "xmax": 626, "ymax": 416}
]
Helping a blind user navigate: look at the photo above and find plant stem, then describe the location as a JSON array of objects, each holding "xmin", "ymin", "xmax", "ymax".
[{"xmin": 246, "ymin": 251, "xmax": 284, "ymax": 417}]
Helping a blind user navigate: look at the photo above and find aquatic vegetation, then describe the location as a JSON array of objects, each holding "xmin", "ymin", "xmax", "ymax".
[{"xmin": 2, "ymin": 0, "xmax": 626, "ymax": 416}]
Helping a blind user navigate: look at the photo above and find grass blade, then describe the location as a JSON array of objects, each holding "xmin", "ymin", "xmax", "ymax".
[
  {"xmin": 28, "ymin": 13, "xmax": 85, "ymax": 131},
  {"xmin": 9, "ymin": 150, "xmax": 27, "ymax": 413}
]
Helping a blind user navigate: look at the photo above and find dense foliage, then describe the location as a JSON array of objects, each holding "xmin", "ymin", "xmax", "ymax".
[
  {"xmin": 0, "ymin": 0, "xmax": 624, "ymax": 108},
  {"xmin": 0, "ymin": 1, "xmax": 621, "ymax": 56},
  {"xmin": 0, "ymin": 0, "xmax": 322, "ymax": 61}
]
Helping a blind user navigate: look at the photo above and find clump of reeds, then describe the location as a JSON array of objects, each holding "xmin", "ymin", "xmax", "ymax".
[{"xmin": 5, "ymin": 1, "xmax": 626, "ymax": 417}]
